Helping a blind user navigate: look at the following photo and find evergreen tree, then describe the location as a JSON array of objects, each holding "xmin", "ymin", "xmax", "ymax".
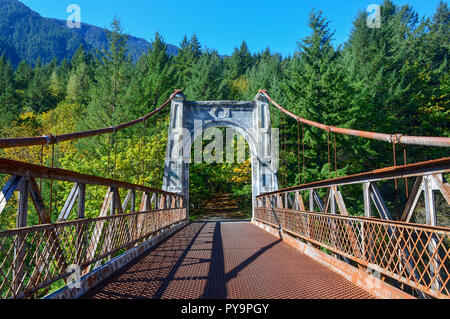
[
  {"xmin": 84, "ymin": 17, "xmax": 133, "ymax": 128},
  {"xmin": 136, "ymin": 32, "xmax": 176, "ymax": 111},
  {"xmin": 23, "ymin": 58, "xmax": 55, "ymax": 113},
  {"xmin": 245, "ymin": 48, "xmax": 284, "ymax": 100},
  {"xmin": 66, "ymin": 61, "xmax": 92, "ymax": 105},
  {"xmin": 225, "ymin": 41, "xmax": 253, "ymax": 80},
  {"xmin": 0, "ymin": 54, "xmax": 20, "ymax": 130},
  {"xmin": 175, "ymin": 34, "xmax": 202, "ymax": 90},
  {"xmin": 224, "ymin": 41, "xmax": 254, "ymax": 99},
  {"xmin": 284, "ymin": 10, "xmax": 346, "ymax": 181},
  {"xmin": 0, "ymin": 53, "xmax": 14, "ymax": 93},
  {"xmin": 14, "ymin": 60, "xmax": 33, "ymax": 91},
  {"xmin": 185, "ymin": 50, "xmax": 228, "ymax": 100}
]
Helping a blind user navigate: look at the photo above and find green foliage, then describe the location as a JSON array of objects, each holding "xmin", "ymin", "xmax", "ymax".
[
  {"xmin": 175, "ymin": 34, "xmax": 202, "ymax": 91},
  {"xmin": 185, "ymin": 50, "xmax": 228, "ymax": 100},
  {"xmin": 0, "ymin": 0, "xmax": 448, "ymax": 228},
  {"xmin": 134, "ymin": 32, "xmax": 176, "ymax": 110}
]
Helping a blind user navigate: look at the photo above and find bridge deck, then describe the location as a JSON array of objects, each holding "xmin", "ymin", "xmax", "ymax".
[{"xmin": 82, "ymin": 221, "xmax": 375, "ymax": 299}]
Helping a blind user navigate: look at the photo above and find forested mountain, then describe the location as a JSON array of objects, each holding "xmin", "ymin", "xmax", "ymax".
[
  {"xmin": 0, "ymin": 0, "xmax": 178, "ymax": 66},
  {"xmin": 50, "ymin": 19, "xmax": 179, "ymax": 61},
  {"xmin": 0, "ymin": 0, "xmax": 448, "ymax": 228}
]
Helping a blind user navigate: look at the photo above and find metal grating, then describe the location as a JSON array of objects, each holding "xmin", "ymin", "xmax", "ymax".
[{"xmin": 83, "ymin": 222, "xmax": 375, "ymax": 299}]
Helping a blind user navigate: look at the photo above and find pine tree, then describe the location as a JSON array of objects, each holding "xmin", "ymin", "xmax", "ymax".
[
  {"xmin": 284, "ymin": 9, "xmax": 346, "ymax": 181},
  {"xmin": 245, "ymin": 48, "xmax": 283, "ymax": 100},
  {"xmin": 137, "ymin": 32, "xmax": 176, "ymax": 110},
  {"xmin": 0, "ymin": 54, "xmax": 20, "ymax": 130},
  {"xmin": 14, "ymin": 60, "xmax": 33, "ymax": 91},
  {"xmin": 175, "ymin": 34, "xmax": 202, "ymax": 90},
  {"xmin": 225, "ymin": 41, "xmax": 253, "ymax": 80},
  {"xmin": 224, "ymin": 41, "xmax": 254, "ymax": 99},
  {"xmin": 85, "ymin": 17, "xmax": 133, "ymax": 128},
  {"xmin": 185, "ymin": 50, "xmax": 228, "ymax": 100},
  {"xmin": 66, "ymin": 61, "xmax": 92, "ymax": 105},
  {"xmin": 0, "ymin": 53, "xmax": 14, "ymax": 93},
  {"xmin": 23, "ymin": 58, "xmax": 55, "ymax": 113}
]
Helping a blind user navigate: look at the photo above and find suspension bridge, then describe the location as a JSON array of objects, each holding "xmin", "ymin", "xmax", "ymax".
[{"xmin": 0, "ymin": 90, "xmax": 449, "ymax": 299}]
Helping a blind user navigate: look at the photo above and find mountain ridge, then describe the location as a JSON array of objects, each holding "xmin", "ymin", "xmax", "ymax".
[{"xmin": 0, "ymin": 0, "xmax": 178, "ymax": 66}]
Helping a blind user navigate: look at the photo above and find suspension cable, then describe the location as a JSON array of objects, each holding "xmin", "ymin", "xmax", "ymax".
[
  {"xmin": 258, "ymin": 90, "xmax": 450, "ymax": 148},
  {"xmin": 0, "ymin": 90, "xmax": 182, "ymax": 149}
]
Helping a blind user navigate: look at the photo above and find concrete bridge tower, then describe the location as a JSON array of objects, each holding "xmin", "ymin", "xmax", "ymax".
[{"xmin": 162, "ymin": 92, "xmax": 279, "ymax": 217}]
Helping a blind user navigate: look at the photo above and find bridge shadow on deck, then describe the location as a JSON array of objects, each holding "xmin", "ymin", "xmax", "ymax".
[{"xmin": 82, "ymin": 222, "xmax": 374, "ymax": 299}]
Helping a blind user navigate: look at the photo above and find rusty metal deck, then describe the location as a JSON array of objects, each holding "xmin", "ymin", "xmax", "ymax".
[{"xmin": 82, "ymin": 221, "xmax": 375, "ymax": 299}]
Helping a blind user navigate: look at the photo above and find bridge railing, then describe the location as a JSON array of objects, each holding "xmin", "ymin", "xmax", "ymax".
[
  {"xmin": 0, "ymin": 158, "xmax": 186, "ymax": 299},
  {"xmin": 0, "ymin": 207, "xmax": 186, "ymax": 299},
  {"xmin": 256, "ymin": 158, "xmax": 450, "ymax": 299},
  {"xmin": 254, "ymin": 208, "xmax": 449, "ymax": 299}
]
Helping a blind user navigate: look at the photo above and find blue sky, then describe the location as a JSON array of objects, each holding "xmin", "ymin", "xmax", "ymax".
[{"xmin": 21, "ymin": 0, "xmax": 444, "ymax": 57}]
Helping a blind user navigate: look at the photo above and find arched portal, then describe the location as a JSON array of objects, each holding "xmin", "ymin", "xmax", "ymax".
[{"xmin": 162, "ymin": 92, "xmax": 279, "ymax": 218}]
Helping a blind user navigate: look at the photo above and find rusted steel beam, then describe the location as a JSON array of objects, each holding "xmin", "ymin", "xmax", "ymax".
[
  {"xmin": 259, "ymin": 90, "xmax": 450, "ymax": 147},
  {"xmin": 0, "ymin": 90, "xmax": 182, "ymax": 149},
  {"xmin": 0, "ymin": 158, "xmax": 183, "ymax": 198},
  {"xmin": 130, "ymin": 189, "xmax": 136, "ymax": 212},
  {"xmin": 363, "ymin": 182, "xmax": 372, "ymax": 217},
  {"xmin": 332, "ymin": 186, "xmax": 348, "ymax": 215},
  {"xmin": 76, "ymin": 183, "xmax": 86, "ymax": 265},
  {"xmin": 369, "ymin": 183, "xmax": 392, "ymax": 220},
  {"xmin": 257, "ymin": 157, "xmax": 450, "ymax": 198},
  {"xmin": 295, "ymin": 191, "xmax": 305, "ymax": 211}
]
